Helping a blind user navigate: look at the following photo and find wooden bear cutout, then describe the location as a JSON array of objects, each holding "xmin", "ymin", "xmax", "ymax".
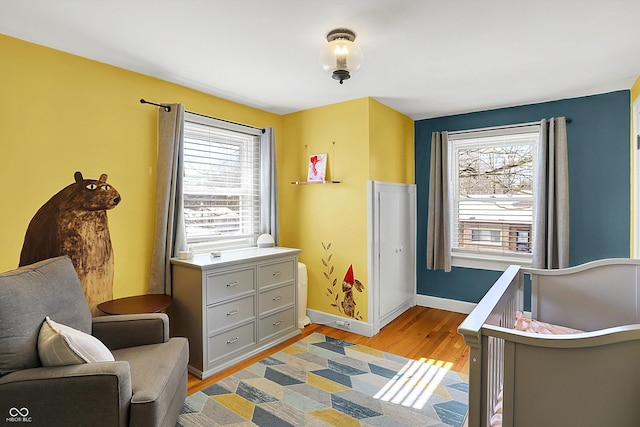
[{"xmin": 20, "ymin": 171, "xmax": 121, "ymax": 315}]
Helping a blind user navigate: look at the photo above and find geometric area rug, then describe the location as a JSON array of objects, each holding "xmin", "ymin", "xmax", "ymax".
[{"xmin": 177, "ymin": 332, "xmax": 468, "ymax": 427}]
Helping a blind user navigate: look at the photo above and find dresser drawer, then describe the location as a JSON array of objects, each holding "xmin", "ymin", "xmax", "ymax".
[
  {"xmin": 206, "ymin": 268, "xmax": 255, "ymax": 304},
  {"xmin": 259, "ymin": 307, "xmax": 295, "ymax": 341},
  {"xmin": 207, "ymin": 295, "xmax": 255, "ymax": 333},
  {"xmin": 259, "ymin": 283, "xmax": 294, "ymax": 315},
  {"xmin": 208, "ymin": 322, "xmax": 255, "ymax": 363},
  {"xmin": 258, "ymin": 260, "xmax": 295, "ymax": 288}
]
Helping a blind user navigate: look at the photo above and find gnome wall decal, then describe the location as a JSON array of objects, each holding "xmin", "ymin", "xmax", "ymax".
[
  {"xmin": 321, "ymin": 241, "xmax": 365, "ymax": 320},
  {"xmin": 341, "ymin": 264, "xmax": 364, "ymax": 318}
]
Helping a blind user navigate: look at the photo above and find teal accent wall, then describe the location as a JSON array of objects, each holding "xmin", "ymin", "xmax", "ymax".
[{"xmin": 415, "ymin": 90, "xmax": 631, "ymax": 303}]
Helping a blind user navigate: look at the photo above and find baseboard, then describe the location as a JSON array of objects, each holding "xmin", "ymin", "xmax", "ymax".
[
  {"xmin": 415, "ymin": 294, "xmax": 476, "ymax": 314},
  {"xmin": 306, "ymin": 309, "xmax": 375, "ymax": 337},
  {"xmin": 306, "ymin": 298, "xmax": 475, "ymax": 336},
  {"xmin": 377, "ymin": 298, "xmax": 415, "ymax": 332}
]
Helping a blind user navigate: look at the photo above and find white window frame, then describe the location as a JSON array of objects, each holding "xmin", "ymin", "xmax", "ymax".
[
  {"xmin": 448, "ymin": 123, "xmax": 540, "ymax": 271},
  {"xmin": 182, "ymin": 112, "xmax": 262, "ymax": 253}
]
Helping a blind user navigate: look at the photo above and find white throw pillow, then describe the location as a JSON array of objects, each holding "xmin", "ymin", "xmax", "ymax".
[{"xmin": 38, "ymin": 316, "xmax": 114, "ymax": 366}]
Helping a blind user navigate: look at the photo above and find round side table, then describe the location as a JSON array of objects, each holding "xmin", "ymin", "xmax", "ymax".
[{"xmin": 97, "ymin": 294, "xmax": 173, "ymax": 315}]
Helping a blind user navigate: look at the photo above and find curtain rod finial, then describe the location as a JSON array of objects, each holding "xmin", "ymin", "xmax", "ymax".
[{"xmin": 140, "ymin": 98, "xmax": 171, "ymax": 112}]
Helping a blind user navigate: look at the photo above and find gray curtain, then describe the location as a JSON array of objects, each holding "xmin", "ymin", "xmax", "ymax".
[
  {"xmin": 427, "ymin": 131, "xmax": 452, "ymax": 272},
  {"xmin": 532, "ymin": 117, "xmax": 569, "ymax": 269},
  {"xmin": 260, "ymin": 127, "xmax": 279, "ymax": 245},
  {"xmin": 148, "ymin": 104, "xmax": 187, "ymax": 295}
]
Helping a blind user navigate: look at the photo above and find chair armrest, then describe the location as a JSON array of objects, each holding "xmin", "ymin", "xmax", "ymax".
[
  {"xmin": 0, "ymin": 362, "xmax": 132, "ymax": 427},
  {"xmin": 92, "ymin": 313, "xmax": 169, "ymax": 350}
]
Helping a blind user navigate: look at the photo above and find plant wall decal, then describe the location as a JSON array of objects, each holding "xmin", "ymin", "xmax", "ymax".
[
  {"xmin": 321, "ymin": 241, "xmax": 340, "ymax": 314},
  {"xmin": 321, "ymin": 241, "xmax": 364, "ymax": 320}
]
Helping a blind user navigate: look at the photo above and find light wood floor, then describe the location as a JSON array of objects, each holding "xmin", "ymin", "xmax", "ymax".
[{"xmin": 187, "ymin": 306, "xmax": 470, "ymax": 396}]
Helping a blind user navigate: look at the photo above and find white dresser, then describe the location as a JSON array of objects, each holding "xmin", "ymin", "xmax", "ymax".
[{"xmin": 170, "ymin": 247, "xmax": 301, "ymax": 379}]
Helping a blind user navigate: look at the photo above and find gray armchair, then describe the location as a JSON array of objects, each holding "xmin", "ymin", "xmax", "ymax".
[{"xmin": 0, "ymin": 256, "xmax": 189, "ymax": 427}]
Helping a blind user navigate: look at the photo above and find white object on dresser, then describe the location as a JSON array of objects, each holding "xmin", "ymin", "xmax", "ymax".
[{"xmin": 170, "ymin": 247, "xmax": 301, "ymax": 380}]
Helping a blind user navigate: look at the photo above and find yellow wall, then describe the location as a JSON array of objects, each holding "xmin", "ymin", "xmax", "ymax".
[
  {"xmin": 0, "ymin": 34, "xmax": 282, "ymax": 298},
  {"xmin": 631, "ymin": 76, "xmax": 640, "ymax": 102},
  {"xmin": 280, "ymin": 98, "xmax": 414, "ymax": 322},
  {"xmin": 281, "ymin": 98, "xmax": 371, "ymax": 321},
  {"xmin": 368, "ymin": 98, "xmax": 414, "ymax": 184},
  {"xmin": 1, "ymin": 35, "xmax": 414, "ymax": 323}
]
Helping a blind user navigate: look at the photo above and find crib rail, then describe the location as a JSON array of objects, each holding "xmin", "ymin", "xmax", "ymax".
[
  {"xmin": 458, "ymin": 265, "xmax": 523, "ymax": 427},
  {"xmin": 460, "ymin": 258, "xmax": 640, "ymax": 427}
]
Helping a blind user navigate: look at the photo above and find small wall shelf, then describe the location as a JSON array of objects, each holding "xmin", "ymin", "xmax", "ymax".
[{"xmin": 291, "ymin": 180, "xmax": 340, "ymax": 185}]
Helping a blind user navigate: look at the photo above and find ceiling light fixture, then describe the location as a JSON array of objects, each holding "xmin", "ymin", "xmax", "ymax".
[{"xmin": 320, "ymin": 28, "xmax": 363, "ymax": 84}]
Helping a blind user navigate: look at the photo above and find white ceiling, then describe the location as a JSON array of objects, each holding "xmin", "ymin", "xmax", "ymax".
[{"xmin": 2, "ymin": 0, "xmax": 639, "ymax": 120}]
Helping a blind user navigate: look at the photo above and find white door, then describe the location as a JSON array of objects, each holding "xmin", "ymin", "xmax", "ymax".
[
  {"xmin": 379, "ymin": 190, "xmax": 414, "ymax": 318},
  {"xmin": 368, "ymin": 181, "xmax": 416, "ymax": 334}
]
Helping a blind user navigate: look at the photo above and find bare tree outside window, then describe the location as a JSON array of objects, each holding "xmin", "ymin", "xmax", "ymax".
[
  {"xmin": 458, "ymin": 145, "xmax": 533, "ymax": 196},
  {"xmin": 450, "ymin": 130, "xmax": 538, "ymax": 258}
]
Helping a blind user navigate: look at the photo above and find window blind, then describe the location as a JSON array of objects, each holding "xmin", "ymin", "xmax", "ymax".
[{"xmin": 183, "ymin": 113, "xmax": 261, "ymax": 250}]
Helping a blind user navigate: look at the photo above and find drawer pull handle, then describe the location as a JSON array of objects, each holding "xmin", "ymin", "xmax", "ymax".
[
  {"xmin": 272, "ymin": 271, "xmax": 281, "ymax": 277},
  {"xmin": 227, "ymin": 309, "xmax": 239, "ymax": 316},
  {"xmin": 272, "ymin": 320, "xmax": 283, "ymax": 326},
  {"xmin": 226, "ymin": 337, "xmax": 239, "ymax": 344},
  {"xmin": 272, "ymin": 296, "xmax": 282, "ymax": 301},
  {"xmin": 226, "ymin": 281, "xmax": 239, "ymax": 287}
]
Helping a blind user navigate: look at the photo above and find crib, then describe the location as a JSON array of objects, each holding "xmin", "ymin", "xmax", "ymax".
[{"xmin": 458, "ymin": 259, "xmax": 640, "ymax": 427}]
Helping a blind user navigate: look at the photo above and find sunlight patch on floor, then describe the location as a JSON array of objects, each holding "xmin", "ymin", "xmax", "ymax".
[{"xmin": 373, "ymin": 358, "xmax": 453, "ymax": 410}]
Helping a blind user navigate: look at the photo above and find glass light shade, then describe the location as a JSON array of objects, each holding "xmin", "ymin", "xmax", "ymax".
[{"xmin": 319, "ymin": 38, "xmax": 363, "ymax": 75}]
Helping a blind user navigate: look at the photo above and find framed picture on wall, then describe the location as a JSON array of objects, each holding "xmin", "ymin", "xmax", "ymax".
[{"xmin": 308, "ymin": 154, "xmax": 327, "ymax": 182}]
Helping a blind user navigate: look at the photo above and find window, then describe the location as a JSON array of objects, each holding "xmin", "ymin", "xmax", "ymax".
[
  {"xmin": 182, "ymin": 112, "xmax": 261, "ymax": 252},
  {"xmin": 448, "ymin": 123, "xmax": 539, "ymax": 270},
  {"xmin": 470, "ymin": 228, "xmax": 501, "ymax": 244}
]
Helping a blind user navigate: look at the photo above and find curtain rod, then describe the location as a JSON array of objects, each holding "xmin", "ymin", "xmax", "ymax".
[
  {"xmin": 448, "ymin": 117, "xmax": 572, "ymax": 136},
  {"xmin": 139, "ymin": 99, "xmax": 264, "ymax": 133},
  {"xmin": 140, "ymin": 98, "xmax": 171, "ymax": 112}
]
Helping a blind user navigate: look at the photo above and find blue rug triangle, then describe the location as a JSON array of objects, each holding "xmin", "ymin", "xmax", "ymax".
[
  {"xmin": 201, "ymin": 383, "xmax": 231, "ymax": 396},
  {"xmin": 450, "ymin": 382, "xmax": 469, "ymax": 393},
  {"xmin": 236, "ymin": 381, "xmax": 278, "ymax": 404},
  {"xmin": 312, "ymin": 341, "xmax": 347, "ymax": 354},
  {"xmin": 434, "ymin": 400, "xmax": 468, "ymax": 427},
  {"xmin": 368, "ymin": 363, "xmax": 399, "ymax": 379},
  {"xmin": 325, "ymin": 336, "xmax": 356, "ymax": 347},
  {"xmin": 260, "ymin": 356, "xmax": 286, "ymax": 366},
  {"xmin": 252, "ymin": 406, "xmax": 296, "ymax": 427},
  {"xmin": 312, "ymin": 368, "xmax": 352, "ymax": 387},
  {"xmin": 331, "ymin": 394, "xmax": 383, "ymax": 419},
  {"xmin": 265, "ymin": 366, "xmax": 304, "ymax": 386},
  {"xmin": 328, "ymin": 359, "xmax": 368, "ymax": 376}
]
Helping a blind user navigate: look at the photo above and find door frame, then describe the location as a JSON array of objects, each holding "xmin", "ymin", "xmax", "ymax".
[
  {"xmin": 634, "ymin": 97, "xmax": 640, "ymax": 258},
  {"xmin": 367, "ymin": 180, "xmax": 417, "ymax": 335}
]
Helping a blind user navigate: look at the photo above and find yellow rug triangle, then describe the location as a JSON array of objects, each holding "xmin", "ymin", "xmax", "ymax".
[
  {"xmin": 212, "ymin": 394, "xmax": 254, "ymax": 420},
  {"xmin": 307, "ymin": 372, "xmax": 350, "ymax": 393}
]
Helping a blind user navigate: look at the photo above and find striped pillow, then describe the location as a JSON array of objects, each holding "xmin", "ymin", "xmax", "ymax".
[{"xmin": 37, "ymin": 316, "xmax": 114, "ymax": 366}]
